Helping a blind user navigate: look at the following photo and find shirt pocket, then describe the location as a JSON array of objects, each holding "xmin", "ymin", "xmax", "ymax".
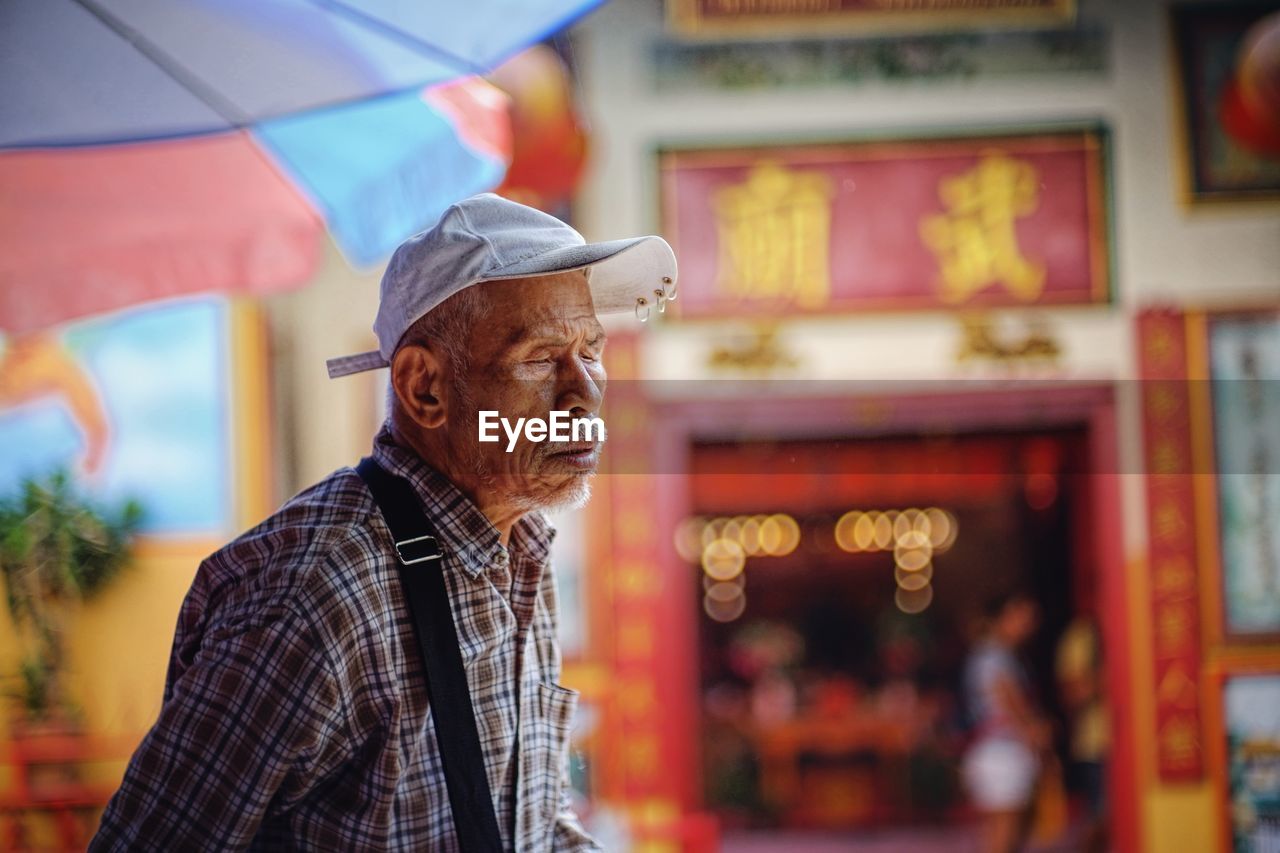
[{"xmin": 531, "ymin": 681, "xmax": 579, "ymax": 827}]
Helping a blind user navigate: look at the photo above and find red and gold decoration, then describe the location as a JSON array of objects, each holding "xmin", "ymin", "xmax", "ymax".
[
  {"xmin": 666, "ymin": 0, "xmax": 1076, "ymax": 39},
  {"xmin": 660, "ymin": 128, "xmax": 1111, "ymax": 318},
  {"xmin": 1137, "ymin": 309, "xmax": 1205, "ymax": 782},
  {"xmin": 588, "ymin": 335, "xmax": 717, "ymax": 849}
]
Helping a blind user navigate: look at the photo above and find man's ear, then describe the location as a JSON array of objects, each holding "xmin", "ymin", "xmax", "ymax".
[{"xmin": 390, "ymin": 344, "xmax": 448, "ymax": 429}]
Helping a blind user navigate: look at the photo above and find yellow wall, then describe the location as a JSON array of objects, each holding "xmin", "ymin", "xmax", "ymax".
[
  {"xmin": 63, "ymin": 543, "xmax": 208, "ymax": 738},
  {"xmin": 1146, "ymin": 786, "xmax": 1217, "ymax": 853}
]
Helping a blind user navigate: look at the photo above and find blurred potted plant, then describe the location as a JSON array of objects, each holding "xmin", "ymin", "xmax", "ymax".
[{"xmin": 0, "ymin": 472, "xmax": 141, "ymax": 728}]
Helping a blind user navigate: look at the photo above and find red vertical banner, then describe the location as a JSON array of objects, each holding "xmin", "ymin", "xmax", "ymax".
[
  {"xmin": 1137, "ymin": 310, "xmax": 1204, "ymax": 782},
  {"xmin": 595, "ymin": 334, "xmax": 687, "ymax": 846}
]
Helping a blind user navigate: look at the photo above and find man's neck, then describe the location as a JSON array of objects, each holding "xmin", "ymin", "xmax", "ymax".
[
  {"xmin": 477, "ymin": 501, "xmax": 522, "ymax": 547},
  {"xmin": 388, "ymin": 419, "xmax": 522, "ymax": 545}
]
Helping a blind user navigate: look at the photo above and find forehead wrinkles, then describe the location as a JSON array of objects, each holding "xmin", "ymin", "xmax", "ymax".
[
  {"xmin": 504, "ymin": 305, "xmax": 602, "ymax": 346},
  {"xmin": 468, "ymin": 274, "xmax": 598, "ymax": 366},
  {"xmin": 526, "ymin": 313, "xmax": 603, "ymax": 340}
]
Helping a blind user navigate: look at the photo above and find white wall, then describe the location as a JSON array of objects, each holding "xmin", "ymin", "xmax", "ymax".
[{"xmin": 265, "ymin": 240, "xmax": 385, "ymax": 497}]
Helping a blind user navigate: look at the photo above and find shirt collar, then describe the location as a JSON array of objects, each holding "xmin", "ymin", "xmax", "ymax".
[
  {"xmin": 511, "ymin": 508, "xmax": 555, "ymax": 568},
  {"xmin": 369, "ymin": 423, "xmax": 554, "ymax": 578}
]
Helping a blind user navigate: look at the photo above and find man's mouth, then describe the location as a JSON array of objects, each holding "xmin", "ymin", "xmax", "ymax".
[{"xmin": 547, "ymin": 443, "xmax": 600, "ymax": 469}]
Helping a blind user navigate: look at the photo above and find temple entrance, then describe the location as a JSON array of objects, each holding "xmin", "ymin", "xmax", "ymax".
[{"xmin": 680, "ymin": 425, "xmax": 1106, "ymax": 848}]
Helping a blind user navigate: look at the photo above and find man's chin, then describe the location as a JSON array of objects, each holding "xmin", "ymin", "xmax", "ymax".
[
  {"xmin": 547, "ymin": 478, "xmax": 593, "ymax": 511},
  {"xmin": 511, "ymin": 473, "xmax": 594, "ymax": 513}
]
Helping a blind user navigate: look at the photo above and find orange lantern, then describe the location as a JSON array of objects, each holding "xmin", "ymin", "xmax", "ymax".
[{"xmin": 489, "ymin": 45, "xmax": 589, "ymax": 211}]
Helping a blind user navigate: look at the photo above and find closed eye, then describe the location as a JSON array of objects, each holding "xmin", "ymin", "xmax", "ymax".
[{"xmin": 521, "ymin": 346, "xmax": 555, "ymax": 362}]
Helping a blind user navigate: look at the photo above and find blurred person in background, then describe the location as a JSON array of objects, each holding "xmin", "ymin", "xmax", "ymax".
[
  {"xmin": 1056, "ymin": 616, "xmax": 1109, "ymax": 853},
  {"xmin": 91, "ymin": 194, "xmax": 675, "ymax": 851},
  {"xmin": 962, "ymin": 591, "xmax": 1052, "ymax": 853}
]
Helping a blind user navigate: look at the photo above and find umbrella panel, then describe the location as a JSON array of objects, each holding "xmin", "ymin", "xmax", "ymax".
[
  {"xmin": 1, "ymin": 0, "xmax": 599, "ymax": 148},
  {"xmin": 0, "ymin": 134, "xmax": 322, "ymax": 334}
]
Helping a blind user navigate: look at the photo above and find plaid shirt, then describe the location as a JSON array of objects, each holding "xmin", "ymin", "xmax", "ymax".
[{"xmin": 92, "ymin": 426, "xmax": 600, "ymax": 851}]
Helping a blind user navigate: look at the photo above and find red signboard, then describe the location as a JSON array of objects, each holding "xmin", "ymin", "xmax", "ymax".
[
  {"xmin": 1137, "ymin": 309, "xmax": 1205, "ymax": 782},
  {"xmin": 593, "ymin": 334, "xmax": 695, "ymax": 817},
  {"xmin": 659, "ymin": 128, "xmax": 1110, "ymax": 317},
  {"xmin": 668, "ymin": 0, "xmax": 1076, "ymax": 37}
]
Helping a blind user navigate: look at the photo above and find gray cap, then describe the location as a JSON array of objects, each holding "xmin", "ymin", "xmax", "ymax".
[{"xmin": 326, "ymin": 193, "xmax": 677, "ymax": 378}]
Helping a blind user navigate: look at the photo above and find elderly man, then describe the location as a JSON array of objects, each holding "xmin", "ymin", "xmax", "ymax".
[{"xmin": 92, "ymin": 194, "xmax": 677, "ymax": 851}]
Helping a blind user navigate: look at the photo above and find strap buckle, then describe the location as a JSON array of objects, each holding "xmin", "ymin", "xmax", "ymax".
[{"xmin": 395, "ymin": 535, "xmax": 442, "ymax": 566}]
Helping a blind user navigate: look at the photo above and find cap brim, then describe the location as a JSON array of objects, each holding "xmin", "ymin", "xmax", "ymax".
[{"xmin": 480, "ymin": 235, "xmax": 677, "ymax": 315}]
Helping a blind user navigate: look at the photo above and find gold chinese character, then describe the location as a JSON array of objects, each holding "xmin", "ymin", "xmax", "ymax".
[
  {"xmin": 1158, "ymin": 714, "xmax": 1199, "ymax": 763},
  {"xmin": 1153, "ymin": 555, "xmax": 1196, "ymax": 596},
  {"xmin": 1145, "ymin": 384, "xmax": 1182, "ymax": 424},
  {"xmin": 713, "ymin": 162, "xmax": 834, "ymax": 309},
  {"xmin": 619, "ymin": 680, "xmax": 658, "ymax": 720},
  {"xmin": 1143, "ymin": 324, "xmax": 1180, "ymax": 372},
  {"xmin": 1151, "ymin": 499, "xmax": 1189, "ymax": 545},
  {"xmin": 1150, "ymin": 440, "xmax": 1186, "ymax": 476},
  {"xmin": 618, "ymin": 619, "xmax": 654, "ymax": 660},
  {"xmin": 634, "ymin": 798, "xmax": 678, "ymax": 827},
  {"xmin": 920, "ymin": 152, "xmax": 1047, "ymax": 303},
  {"xmin": 1155, "ymin": 605, "xmax": 1194, "ymax": 658},
  {"xmin": 618, "ymin": 560, "xmax": 661, "ymax": 598},
  {"xmin": 625, "ymin": 732, "xmax": 660, "ymax": 778}
]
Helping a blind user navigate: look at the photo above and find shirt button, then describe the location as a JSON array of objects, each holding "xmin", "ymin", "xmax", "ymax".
[{"xmin": 494, "ymin": 549, "xmax": 509, "ymax": 566}]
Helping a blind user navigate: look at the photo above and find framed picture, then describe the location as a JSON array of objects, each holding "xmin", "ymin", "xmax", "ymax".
[
  {"xmin": 659, "ymin": 126, "xmax": 1112, "ymax": 319},
  {"xmin": 0, "ymin": 297, "xmax": 252, "ymax": 537},
  {"xmin": 1170, "ymin": 3, "xmax": 1280, "ymax": 203},
  {"xmin": 1206, "ymin": 666, "xmax": 1280, "ymax": 852},
  {"xmin": 1208, "ymin": 312, "xmax": 1280, "ymax": 640}
]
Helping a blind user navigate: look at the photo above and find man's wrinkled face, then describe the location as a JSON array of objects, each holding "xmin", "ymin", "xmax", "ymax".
[{"xmin": 447, "ymin": 271, "xmax": 606, "ymax": 512}]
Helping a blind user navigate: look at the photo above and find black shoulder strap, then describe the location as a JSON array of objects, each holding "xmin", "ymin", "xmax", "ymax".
[{"xmin": 356, "ymin": 457, "xmax": 504, "ymax": 853}]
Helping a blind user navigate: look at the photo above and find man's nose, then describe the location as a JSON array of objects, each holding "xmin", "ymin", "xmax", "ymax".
[{"xmin": 556, "ymin": 355, "xmax": 605, "ymax": 416}]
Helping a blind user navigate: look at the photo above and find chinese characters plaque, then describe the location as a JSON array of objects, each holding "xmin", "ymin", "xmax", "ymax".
[{"xmin": 659, "ymin": 128, "xmax": 1111, "ymax": 317}]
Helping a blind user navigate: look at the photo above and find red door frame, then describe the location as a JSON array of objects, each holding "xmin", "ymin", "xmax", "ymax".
[{"xmin": 641, "ymin": 381, "xmax": 1138, "ymax": 851}]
